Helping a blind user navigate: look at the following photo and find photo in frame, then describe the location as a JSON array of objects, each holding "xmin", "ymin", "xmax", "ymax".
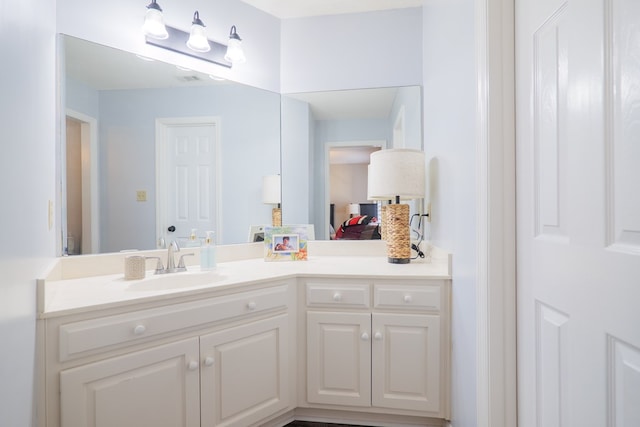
[{"xmin": 264, "ymin": 225, "xmax": 309, "ymax": 261}]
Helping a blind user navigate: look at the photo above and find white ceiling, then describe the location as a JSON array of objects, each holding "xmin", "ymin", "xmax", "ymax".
[{"xmin": 240, "ymin": 0, "xmax": 423, "ymax": 19}]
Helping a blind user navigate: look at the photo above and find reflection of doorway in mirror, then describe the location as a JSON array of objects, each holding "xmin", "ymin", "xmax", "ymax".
[
  {"xmin": 64, "ymin": 110, "xmax": 99, "ymax": 255},
  {"xmin": 326, "ymin": 141, "xmax": 384, "ymax": 239},
  {"xmin": 156, "ymin": 117, "xmax": 221, "ymax": 248}
]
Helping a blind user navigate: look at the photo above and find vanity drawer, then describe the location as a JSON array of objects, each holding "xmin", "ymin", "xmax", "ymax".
[
  {"xmin": 306, "ymin": 282, "xmax": 370, "ymax": 308},
  {"xmin": 374, "ymin": 284, "xmax": 441, "ymax": 312},
  {"xmin": 59, "ymin": 284, "xmax": 289, "ymax": 362}
]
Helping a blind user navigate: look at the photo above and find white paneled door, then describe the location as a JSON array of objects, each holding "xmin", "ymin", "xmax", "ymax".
[
  {"xmin": 516, "ymin": 0, "xmax": 640, "ymax": 426},
  {"xmin": 156, "ymin": 118, "xmax": 220, "ymax": 247}
]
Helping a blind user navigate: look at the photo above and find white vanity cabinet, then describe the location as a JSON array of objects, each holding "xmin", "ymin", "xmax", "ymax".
[
  {"xmin": 44, "ymin": 280, "xmax": 295, "ymax": 427},
  {"xmin": 302, "ymin": 279, "xmax": 450, "ymax": 419}
]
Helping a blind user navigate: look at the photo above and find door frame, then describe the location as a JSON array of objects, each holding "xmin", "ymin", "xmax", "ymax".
[
  {"xmin": 155, "ymin": 116, "xmax": 222, "ymax": 247},
  {"xmin": 474, "ymin": 0, "xmax": 517, "ymax": 426},
  {"xmin": 64, "ymin": 108, "xmax": 99, "ymax": 254}
]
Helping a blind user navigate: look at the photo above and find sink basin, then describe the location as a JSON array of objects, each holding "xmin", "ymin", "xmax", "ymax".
[{"xmin": 125, "ymin": 269, "xmax": 221, "ymax": 291}]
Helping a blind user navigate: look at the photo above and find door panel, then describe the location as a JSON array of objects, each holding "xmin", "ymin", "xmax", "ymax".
[
  {"xmin": 516, "ymin": 0, "xmax": 640, "ymax": 426},
  {"xmin": 371, "ymin": 313, "xmax": 440, "ymax": 413},
  {"xmin": 60, "ymin": 338, "xmax": 200, "ymax": 427},
  {"xmin": 200, "ymin": 315, "xmax": 289, "ymax": 427},
  {"xmin": 306, "ymin": 311, "xmax": 371, "ymax": 407}
]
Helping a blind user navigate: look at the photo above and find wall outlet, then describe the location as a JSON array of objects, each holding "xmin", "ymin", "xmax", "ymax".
[{"xmin": 136, "ymin": 190, "xmax": 147, "ymax": 202}]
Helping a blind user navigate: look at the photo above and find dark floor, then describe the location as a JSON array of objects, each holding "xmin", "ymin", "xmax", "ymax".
[{"xmin": 284, "ymin": 422, "xmax": 372, "ymax": 427}]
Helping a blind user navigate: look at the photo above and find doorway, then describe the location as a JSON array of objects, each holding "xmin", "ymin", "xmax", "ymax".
[
  {"xmin": 64, "ymin": 110, "xmax": 99, "ymax": 255},
  {"xmin": 324, "ymin": 141, "xmax": 384, "ymax": 239}
]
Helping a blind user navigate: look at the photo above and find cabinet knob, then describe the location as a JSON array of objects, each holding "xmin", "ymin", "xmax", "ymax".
[
  {"xmin": 133, "ymin": 324, "xmax": 146, "ymax": 335},
  {"xmin": 204, "ymin": 356, "xmax": 214, "ymax": 367},
  {"xmin": 404, "ymin": 295, "xmax": 413, "ymax": 303},
  {"xmin": 247, "ymin": 301, "xmax": 257, "ymax": 310},
  {"xmin": 187, "ymin": 361, "xmax": 199, "ymax": 371},
  {"xmin": 361, "ymin": 332, "xmax": 370, "ymax": 341},
  {"xmin": 333, "ymin": 292, "xmax": 342, "ymax": 302},
  {"xmin": 374, "ymin": 332, "xmax": 383, "ymax": 341}
]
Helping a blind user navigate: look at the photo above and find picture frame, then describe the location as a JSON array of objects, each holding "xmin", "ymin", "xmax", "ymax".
[{"xmin": 264, "ymin": 225, "xmax": 310, "ymax": 261}]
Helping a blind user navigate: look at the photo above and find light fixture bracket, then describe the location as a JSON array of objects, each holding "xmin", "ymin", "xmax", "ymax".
[{"xmin": 146, "ymin": 25, "xmax": 232, "ymax": 68}]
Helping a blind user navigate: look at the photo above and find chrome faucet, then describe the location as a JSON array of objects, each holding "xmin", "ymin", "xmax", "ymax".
[{"xmin": 166, "ymin": 240, "xmax": 180, "ymax": 273}]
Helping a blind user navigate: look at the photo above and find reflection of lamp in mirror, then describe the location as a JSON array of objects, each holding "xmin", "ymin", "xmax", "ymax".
[
  {"xmin": 142, "ymin": 0, "xmax": 169, "ymax": 40},
  {"xmin": 263, "ymin": 175, "xmax": 281, "ymax": 226},
  {"xmin": 348, "ymin": 203, "xmax": 360, "ymax": 218},
  {"xmin": 368, "ymin": 149, "xmax": 425, "ymax": 264}
]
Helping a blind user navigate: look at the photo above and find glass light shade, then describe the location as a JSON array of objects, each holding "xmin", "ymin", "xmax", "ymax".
[
  {"xmin": 224, "ymin": 38, "xmax": 246, "ymax": 64},
  {"xmin": 368, "ymin": 149, "xmax": 425, "ymax": 200},
  {"xmin": 262, "ymin": 175, "xmax": 281, "ymax": 204},
  {"xmin": 186, "ymin": 13, "xmax": 210, "ymax": 53},
  {"xmin": 142, "ymin": 7, "xmax": 168, "ymax": 40}
]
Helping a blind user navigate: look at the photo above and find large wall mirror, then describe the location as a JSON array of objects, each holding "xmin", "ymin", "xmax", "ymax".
[
  {"xmin": 60, "ymin": 35, "xmax": 281, "ymax": 255},
  {"xmin": 281, "ymin": 85, "xmax": 423, "ymax": 240}
]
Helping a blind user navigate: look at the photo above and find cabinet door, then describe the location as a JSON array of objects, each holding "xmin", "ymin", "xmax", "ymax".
[
  {"xmin": 371, "ymin": 313, "xmax": 440, "ymax": 413},
  {"xmin": 307, "ymin": 311, "xmax": 371, "ymax": 407},
  {"xmin": 60, "ymin": 338, "xmax": 200, "ymax": 427},
  {"xmin": 200, "ymin": 314, "xmax": 289, "ymax": 427}
]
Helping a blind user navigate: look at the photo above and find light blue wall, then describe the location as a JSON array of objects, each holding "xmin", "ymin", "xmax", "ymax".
[
  {"xmin": 390, "ymin": 86, "xmax": 423, "ymax": 150},
  {"xmin": 0, "ymin": 0, "xmax": 57, "ymax": 426},
  {"xmin": 423, "ymin": 1, "xmax": 478, "ymax": 426},
  {"xmin": 65, "ymin": 77, "xmax": 99, "ymax": 118},
  {"xmin": 281, "ymin": 9, "xmax": 423, "ymax": 93},
  {"xmin": 93, "ymin": 84, "xmax": 280, "ymax": 249}
]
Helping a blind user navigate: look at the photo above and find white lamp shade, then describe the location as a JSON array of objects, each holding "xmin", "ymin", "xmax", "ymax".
[
  {"xmin": 262, "ymin": 175, "xmax": 281, "ymax": 204},
  {"xmin": 348, "ymin": 203, "xmax": 360, "ymax": 215},
  {"xmin": 368, "ymin": 149, "xmax": 425, "ymax": 200}
]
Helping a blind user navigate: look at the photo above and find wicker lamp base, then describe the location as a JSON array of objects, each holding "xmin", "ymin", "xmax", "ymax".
[
  {"xmin": 385, "ymin": 204, "xmax": 410, "ymax": 264},
  {"xmin": 272, "ymin": 207, "xmax": 282, "ymax": 226}
]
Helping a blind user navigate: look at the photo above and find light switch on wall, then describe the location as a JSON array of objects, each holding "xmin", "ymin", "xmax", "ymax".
[{"xmin": 136, "ymin": 190, "xmax": 147, "ymax": 202}]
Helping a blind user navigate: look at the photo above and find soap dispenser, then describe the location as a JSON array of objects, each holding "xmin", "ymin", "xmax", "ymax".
[
  {"xmin": 201, "ymin": 231, "xmax": 216, "ymax": 271},
  {"xmin": 185, "ymin": 228, "xmax": 201, "ymax": 248}
]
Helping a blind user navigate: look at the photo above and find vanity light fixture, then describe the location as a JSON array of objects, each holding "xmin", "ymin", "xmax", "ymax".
[
  {"xmin": 368, "ymin": 149, "xmax": 425, "ymax": 264},
  {"xmin": 224, "ymin": 25, "xmax": 246, "ymax": 64},
  {"xmin": 186, "ymin": 11, "xmax": 211, "ymax": 53},
  {"xmin": 143, "ymin": 3, "xmax": 245, "ymax": 68},
  {"xmin": 262, "ymin": 175, "xmax": 282, "ymax": 227},
  {"xmin": 142, "ymin": 0, "xmax": 169, "ymax": 40}
]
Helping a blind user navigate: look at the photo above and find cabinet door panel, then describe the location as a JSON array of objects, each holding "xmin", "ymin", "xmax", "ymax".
[
  {"xmin": 372, "ymin": 313, "xmax": 440, "ymax": 413},
  {"xmin": 200, "ymin": 314, "xmax": 289, "ymax": 427},
  {"xmin": 60, "ymin": 338, "xmax": 200, "ymax": 427},
  {"xmin": 307, "ymin": 311, "xmax": 371, "ymax": 407}
]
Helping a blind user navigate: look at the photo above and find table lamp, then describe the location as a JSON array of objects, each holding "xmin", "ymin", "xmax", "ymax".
[
  {"xmin": 262, "ymin": 174, "xmax": 281, "ymax": 226},
  {"xmin": 368, "ymin": 149, "xmax": 425, "ymax": 264}
]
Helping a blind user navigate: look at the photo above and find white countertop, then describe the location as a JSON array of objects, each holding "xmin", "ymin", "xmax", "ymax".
[{"xmin": 39, "ymin": 242, "xmax": 451, "ymax": 318}]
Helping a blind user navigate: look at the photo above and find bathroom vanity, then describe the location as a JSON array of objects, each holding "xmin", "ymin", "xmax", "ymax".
[{"xmin": 37, "ymin": 242, "xmax": 451, "ymax": 427}]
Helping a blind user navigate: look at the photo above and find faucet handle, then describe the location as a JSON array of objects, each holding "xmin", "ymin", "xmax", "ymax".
[
  {"xmin": 176, "ymin": 253, "xmax": 194, "ymax": 272},
  {"xmin": 145, "ymin": 256, "xmax": 165, "ymax": 274}
]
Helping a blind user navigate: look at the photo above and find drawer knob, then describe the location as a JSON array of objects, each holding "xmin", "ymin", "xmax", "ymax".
[
  {"xmin": 247, "ymin": 301, "xmax": 257, "ymax": 310},
  {"xmin": 374, "ymin": 332, "xmax": 383, "ymax": 341},
  {"xmin": 204, "ymin": 356, "xmax": 214, "ymax": 367},
  {"xmin": 333, "ymin": 292, "xmax": 342, "ymax": 302},
  {"xmin": 361, "ymin": 332, "xmax": 370, "ymax": 341},
  {"xmin": 404, "ymin": 295, "xmax": 413, "ymax": 303},
  {"xmin": 133, "ymin": 324, "xmax": 146, "ymax": 335},
  {"xmin": 187, "ymin": 361, "xmax": 199, "ymax": 371}
]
